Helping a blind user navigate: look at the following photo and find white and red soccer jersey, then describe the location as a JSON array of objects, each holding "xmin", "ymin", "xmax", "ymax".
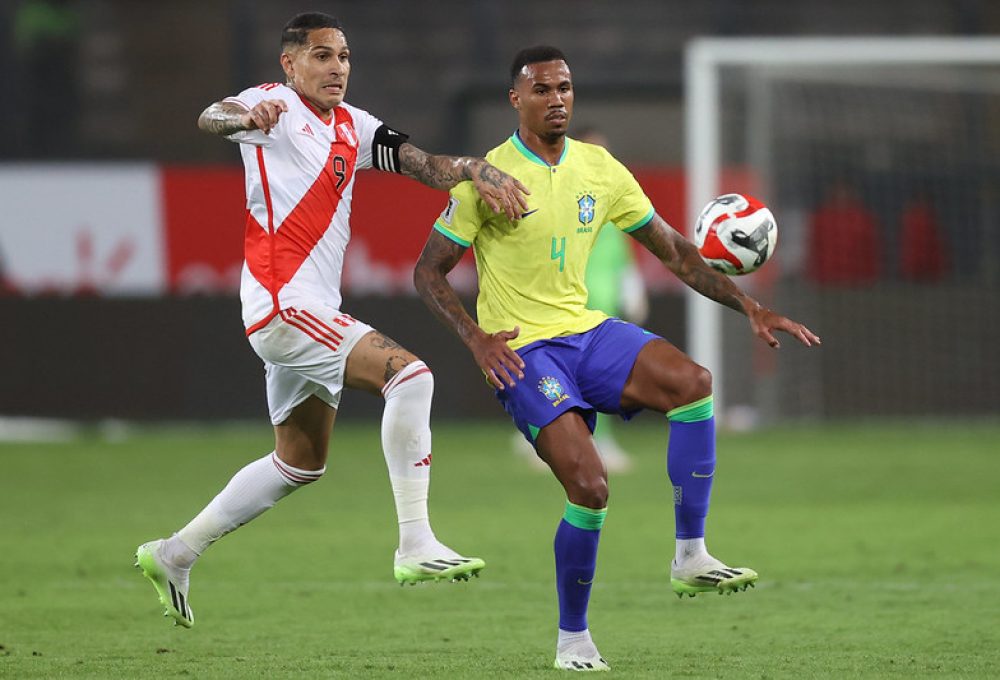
[{"xmin": 223, "ymin": 83, "xmax": 389, "ymax": 334}]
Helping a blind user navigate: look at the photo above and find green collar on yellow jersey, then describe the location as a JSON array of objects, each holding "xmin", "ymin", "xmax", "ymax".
[{"xmin": 510, "ymin": 131, "xmax": 570, "ymax": 167}]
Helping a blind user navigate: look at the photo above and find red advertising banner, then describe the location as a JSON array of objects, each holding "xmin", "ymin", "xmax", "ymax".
[
  {"xmin": 2, "ymin": 163, "xmax": 732, "ymax": 297},
  {"xmin": 159, "ymin": 166, "xmax": 697, "ymax": 295},
  {"xmin": 161, "ymin": 167, "xmax": 246, "ymax": 295}
]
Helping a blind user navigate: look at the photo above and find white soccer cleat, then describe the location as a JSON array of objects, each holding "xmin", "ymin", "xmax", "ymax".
[
  {"xmin": 134, "ymin": 539, "xmax": 194, "ymax": 627},
  {"xmin": 670, "ymin": 553, "xmax": 758, "ymax": 598},
  {"xmin": 393, "ymin": 549, "xmax": 485, "ymax": 585},
  {"xmin": 554, "ymin": 643, "xmax": 611, "ymax": 672}
]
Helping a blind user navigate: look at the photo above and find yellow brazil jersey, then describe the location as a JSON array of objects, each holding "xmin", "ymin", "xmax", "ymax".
[{"xmin": 432, "ymin": 132, "xmax": 654, "ymax": 350}]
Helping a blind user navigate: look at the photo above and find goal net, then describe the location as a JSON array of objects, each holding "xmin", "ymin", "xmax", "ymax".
[{"xmin": 684, "ymin": 38, "xmax": 1000, "ymax": 424}]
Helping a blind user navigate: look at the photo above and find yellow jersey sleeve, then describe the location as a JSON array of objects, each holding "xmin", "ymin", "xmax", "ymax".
[
  {"xmin": 432, "ymin": 181, "xmax": 485, "ymax": 247},
  {"xmin": 605, "ymin": 154, "xmax": 655, "ymax": 233}
]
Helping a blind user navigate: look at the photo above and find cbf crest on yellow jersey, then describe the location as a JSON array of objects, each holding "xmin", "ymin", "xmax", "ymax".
[{"xmin": 433, "ymin": 133, "xmax": 654, "ymax": 349}]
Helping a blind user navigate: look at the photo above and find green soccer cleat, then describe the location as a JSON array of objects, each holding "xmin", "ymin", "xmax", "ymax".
[
  {"xmin": 670, "ymin": 557, "xmax": 758, "ymax": 598},
  {"xmin": 134, "ymin": 540, "xmax": 194, "ymax": 627},
  {"xmin": 393, "ymin": 550, "xmax": 485, "ymax": 585}
]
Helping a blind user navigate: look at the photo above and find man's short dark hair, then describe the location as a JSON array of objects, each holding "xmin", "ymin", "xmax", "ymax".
[
  {"xmin": 510, "ymin": 46, "xmax": 568, "ymax": 85},
  {"xmin": 282, "ymin": 12, "xmax": 342, "ymax": 50}
]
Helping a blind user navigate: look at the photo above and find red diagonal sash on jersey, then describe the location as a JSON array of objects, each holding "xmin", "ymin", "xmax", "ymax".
[{"xmin": 245, "ymin": 107, "xmax": 358, "ymax": 334}]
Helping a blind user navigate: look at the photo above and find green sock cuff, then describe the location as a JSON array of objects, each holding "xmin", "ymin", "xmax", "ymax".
[
  {"xmin": 563, "ymin": 501, "xmax": 607, "ymax": 530},
  {"xmin": 667, "ymin": 395, "xmax": 714, "ymax": 423}
]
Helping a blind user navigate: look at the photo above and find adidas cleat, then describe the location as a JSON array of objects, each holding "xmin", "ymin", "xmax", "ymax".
[
  {"xmin": 393, "ymin": 551, "xmax": 485, "ymax": 585},
  {"xmin": 671, "ymin": 557, "xmax": 758, "ymax": 598},
  {"xmin": 135, "ymin": 540, "xmax": 194, "ymax": 627},
  {"xmin": 554, "ymin": 648, "xmax": 611, "ymax": 672}
]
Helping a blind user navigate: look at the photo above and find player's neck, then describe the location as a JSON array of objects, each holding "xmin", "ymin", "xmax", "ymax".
[
  {"xmin": 517, "ymin": 127, "xmax": 565, "ymax": 166},
  {"xmin": 288, "ymin": 83, "xmax": 334, "ymax": 122}
]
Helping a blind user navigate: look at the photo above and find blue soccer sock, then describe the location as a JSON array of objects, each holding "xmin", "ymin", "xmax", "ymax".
[
  {"xmin": 554, "ymin": 501, "xmax": 606, "ymax": 632},
  {"xmin": 666, "ymin": 396, "xmax": 715, "ymax": 540}
]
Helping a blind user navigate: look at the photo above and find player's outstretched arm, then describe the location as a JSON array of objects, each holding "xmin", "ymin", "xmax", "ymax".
[
  {"xmin": 630, "ymin": 214, "xmax": 821, "ymax": 349},
  {"xmin": 197, "ymin": 99, "xmax": 288, "ymax": 136},
  {"xmin": 398, "ymin": 144, "xmax": 530, "ymax": 221},
  {"xmin": 414, "ymin": 231, "xmax": 525, "ymax": 389}
]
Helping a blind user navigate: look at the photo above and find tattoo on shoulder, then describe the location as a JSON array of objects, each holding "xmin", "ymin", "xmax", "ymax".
[{"xmin": 424, "ymin": 233, "xmax": 466, "ymax": 266}]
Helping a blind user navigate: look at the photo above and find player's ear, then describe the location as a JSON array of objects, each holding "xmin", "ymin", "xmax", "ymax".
[
  {"xmin": 509, "ymin": 88, "xmax": 520, "ymax": 110},
  {"xmin": 280, "ymin": 51, "xmax": 294, "ymax": 81}
]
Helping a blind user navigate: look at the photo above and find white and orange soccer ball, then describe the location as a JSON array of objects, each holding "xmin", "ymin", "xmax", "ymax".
[{"xmin": 693, "ymin": 193, "xmax": 777, "ymax": 276}]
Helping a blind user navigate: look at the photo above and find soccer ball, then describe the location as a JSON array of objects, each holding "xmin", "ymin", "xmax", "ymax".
[{"xmin": 693, "ymin": 193, "xmax": 777, "ymax": 275}]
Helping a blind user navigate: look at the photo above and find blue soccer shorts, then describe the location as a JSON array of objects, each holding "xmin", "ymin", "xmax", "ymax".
[{"xmin": 496, "ymin": 318, "xmax": 661, "ymax": 445}]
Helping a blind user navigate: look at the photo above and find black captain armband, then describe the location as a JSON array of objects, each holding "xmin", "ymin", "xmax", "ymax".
[{"xmin": 372, "ymin": 124, "xmax": 410, "ymax": 173}]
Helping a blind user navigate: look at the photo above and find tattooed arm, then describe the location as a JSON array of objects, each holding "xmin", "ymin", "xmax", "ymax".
[
  {"xmin": 398, "ymin": 143, "xmax": 530, "ymax": 221},
  {"xmin": 630, "ymin": 214, "xmax": 755, "ymax": 314},
  {"xmin": 413, "ymin": 231, "xmax": 525, "ymax": 389},
  {"xmin": 197, "ymin": 99, "xmax": 288, "ymax": 136},
  {"xmin": 630, "ymin": 214, "xmax": 820, "ymax": 348}
]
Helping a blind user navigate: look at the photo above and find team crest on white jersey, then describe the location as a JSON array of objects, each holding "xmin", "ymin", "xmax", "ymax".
[{"xmin": 336, "ymin": 122, "xmax": 358, "ymax": 147}]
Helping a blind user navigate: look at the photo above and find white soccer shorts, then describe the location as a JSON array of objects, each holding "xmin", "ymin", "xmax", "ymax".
[{"xmin": 248, "ymin": 304, "xmax": 374, "ymax": 424}]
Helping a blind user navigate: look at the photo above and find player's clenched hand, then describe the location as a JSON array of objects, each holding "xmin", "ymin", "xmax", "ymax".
[
  {"xmin": 470, "ymin": 327, "xmax": 526, "ymax": 390},
  {"xmin": 242, "ymin": 99, "xmax": 289, "ymax": 134},
  {"xmin": 747, "ymin": 306, "xmax": 821, "ymax": 349},
  {"xmin": 471, "ymin": 162, "xmax": 531, "ymax": 222}
]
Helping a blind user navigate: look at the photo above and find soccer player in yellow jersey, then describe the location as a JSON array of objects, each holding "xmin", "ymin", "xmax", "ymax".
[{"xmin": 414, "ymin": 46, "xmax": 820, "ymax": 671}]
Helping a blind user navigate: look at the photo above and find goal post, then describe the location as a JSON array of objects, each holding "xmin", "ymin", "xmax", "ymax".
[{"xmin": 684, "ymin": 37, "xmax": 1000, "ymax": 424}]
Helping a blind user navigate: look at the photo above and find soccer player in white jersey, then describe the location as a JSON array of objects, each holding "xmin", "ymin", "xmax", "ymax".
[{"xmin": 135, "ymin": 12, "xmax": 530, "ymax": 628}]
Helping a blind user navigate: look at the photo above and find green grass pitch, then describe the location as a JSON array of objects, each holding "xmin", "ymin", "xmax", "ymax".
[{"xmin": 1, "ymin": 419, "xmax": 998, "ymax": 678}]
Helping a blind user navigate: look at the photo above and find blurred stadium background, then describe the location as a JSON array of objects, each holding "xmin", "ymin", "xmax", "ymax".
[
  {"xmin": 3, "ymin": 2, "xmax": 1000, "ymax": 677},
  {"xmin": 2, "ymin": 0, "xmax": 998, "ymax": 425}
]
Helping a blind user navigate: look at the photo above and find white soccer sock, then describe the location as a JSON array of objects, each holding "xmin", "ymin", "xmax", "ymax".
[
  {"xmin": 381, "ymin": 361, "xmax": 443, "ymax": 556},
  {"xmin": 674, "ymin": 537, "xmax": 709, "ymax": 566},
  {"xmin": 175, "ymin": 451, "xmax": 324, "ymax": 559},
  {"xmin": 557, "ymin": 628, "xmax": 596, "ymax": 654}
]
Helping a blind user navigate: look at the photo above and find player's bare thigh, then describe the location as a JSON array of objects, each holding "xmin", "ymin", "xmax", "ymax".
[
  {"xmin": 618, "ymin": 339, "xmax": 712, "ymax": 414},
  {"xmin": 343, "ymin": 330, "xmax": 420, "ymax": 395},
  {"xmin": 535, "ymin": 410, "xmax": 608, "ymax": 510}
]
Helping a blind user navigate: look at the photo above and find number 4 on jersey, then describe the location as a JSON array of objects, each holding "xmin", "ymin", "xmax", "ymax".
[{"xmin": 551, "ymin": 237, "xmax": 566, "ymax": 272}]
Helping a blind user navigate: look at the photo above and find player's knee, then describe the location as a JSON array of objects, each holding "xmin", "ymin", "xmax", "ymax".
[
  {"xmin": 675, "ymin": 362, "xmax": 712, "ymax": 405},
  {"xmin": 570, "ymin": 475, "xmax": 609, "ymax": 509},
  {"xmin": 691, "ymin": 364, "xmax": 713, "ymax": 399},
  {"xmin": 382, "ymin": 360, "xmax": 433, "ymax": 400}
]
